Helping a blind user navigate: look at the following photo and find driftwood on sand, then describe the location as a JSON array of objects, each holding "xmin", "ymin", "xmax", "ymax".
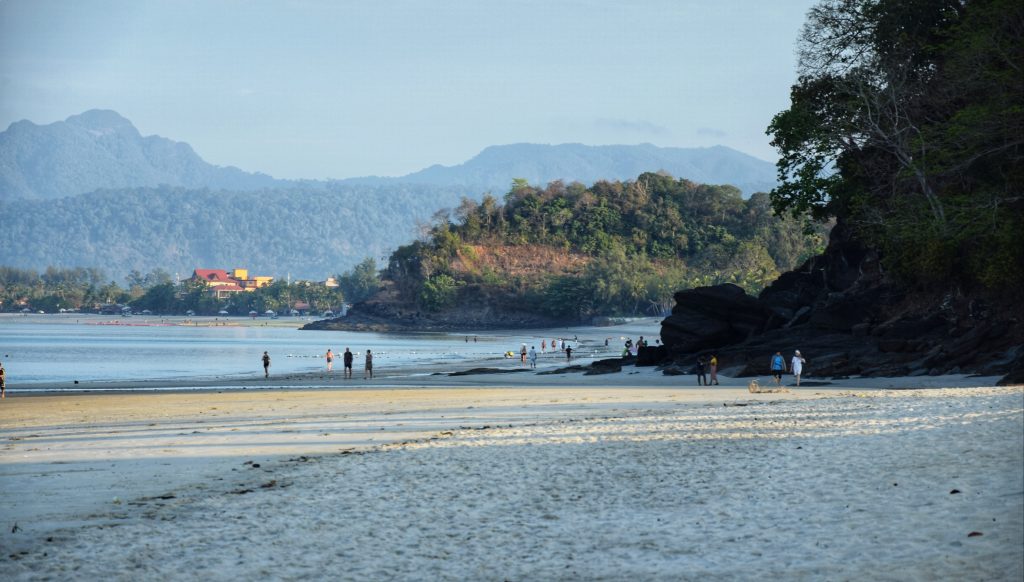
[{"xmin": 748, "ymin": 379, "xmax": 789, "ymax": 394}]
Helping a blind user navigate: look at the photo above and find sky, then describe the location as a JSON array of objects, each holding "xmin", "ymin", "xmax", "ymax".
[{"xmin": 0, "ymin": 0, "xmax": 817, "ymax": 180}]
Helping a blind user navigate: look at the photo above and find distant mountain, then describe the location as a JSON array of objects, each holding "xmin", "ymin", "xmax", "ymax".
[
  {"xmin": 1, "ymin": 110, "xmax": 776, "ymax": 200},
  {"xmin": 342, "ymin": 143, "xmax": 777, "ymax": 196},
  {"xmin": 0, "ymin": 110, "xmax": 285, "ymax": 199},
  {"xmin": 0, "ymin": 109, "xmax": 780, "ymax": 279},
  {"xmin": 0, "ymin": 184, "xmax": 474, "ymax": 281}
]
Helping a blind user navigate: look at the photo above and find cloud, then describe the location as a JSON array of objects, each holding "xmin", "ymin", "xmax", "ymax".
[
  {"xmin": 594, "ymin": 117, "xmax": 670, "ymax": 136},
  {"xmin": 697, "ymin": 126, "xmax": 728, "ymax": 138}
]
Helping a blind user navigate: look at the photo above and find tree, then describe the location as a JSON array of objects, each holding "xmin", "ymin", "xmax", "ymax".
[
  {"xmin": 337, "ymin": 258, "xmax": 381, "ymax": 304},
  {"xmin": 418, "ymin": 274, "xmax": 459, "ymax": 312},
  {"xmin": 767, "ymin": 0, "xmax": 1024, "ymax": 290}
]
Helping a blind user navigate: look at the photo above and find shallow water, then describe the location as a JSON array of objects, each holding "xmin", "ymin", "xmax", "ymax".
[{"xmin": 0, "ymin": 314, "xmax": 541, "ymax": 388}]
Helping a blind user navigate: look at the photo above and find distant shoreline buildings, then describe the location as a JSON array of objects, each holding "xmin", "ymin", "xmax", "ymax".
[{"xmin": 191, "ymin": 268, "xmax": 273, "ymax": 299}]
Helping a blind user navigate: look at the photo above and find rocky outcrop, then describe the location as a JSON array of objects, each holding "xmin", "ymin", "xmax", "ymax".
[
  {"xmin": 660, "ymin": 284, "xmax": 770, "ymax": 353},
  {"xmin": 660, "ymin": 220, "xmax": 1023, "ymax": 384},
  {"xmin": 303, "ymin": 285, "xmax": 571, "ymax": 332}
]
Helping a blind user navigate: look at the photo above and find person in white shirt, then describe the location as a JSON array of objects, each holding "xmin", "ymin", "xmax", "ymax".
[{"xmin": 790, "ymin": 350, "xmax": 806, "ymax": 386}]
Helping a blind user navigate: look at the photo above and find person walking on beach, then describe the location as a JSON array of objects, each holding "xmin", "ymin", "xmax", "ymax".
[
  {"xmin": 262, "ymin": 351, "xmax": 271, "ymax": 378},
  {"xmin": 565, "ymin": 345, "xmax": 573, "ymax": 360},
  {"xmin": 528, "ymin": 346, "xmax": 537, "ymax": 369},
  {"xmin": 520, "ymin": 344, "xmax": 527, "ymax": 364},
  {"xmin": 541, "ymin": 339, "xmax": 546, "ymax": 353},
  {"xmin": 343, "ymin": 348, "xmax": 353, "ymax": 379},
  {"xmin": 0, "ymin": 361, "xmax": 6, "ymax": 398},
  {"xmin": 770, "ymin": 351, "xmax": 785, "ymax": 386},
  {"xmin": 325, "ymin": 349, "xmax": 334, "ymax": 372},
  {"xmin": 696, "ymin": 356, "xmax": 708, "ymax": 386},
  {"xmin": 364, "ymin": 349, "xmax": 373, "ymax": 379},
  {"xmin": 709, "ymin": 354, "xmax": 719, "ymax": 385},
  {"xmin": 790, "ymin": 350, "xmax": 806, "ymax": 387}
]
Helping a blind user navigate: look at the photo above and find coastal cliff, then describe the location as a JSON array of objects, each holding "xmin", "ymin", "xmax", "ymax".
[{"xmin": 659, "ymin": 219, "xmax": 1024, "ymax": 385}]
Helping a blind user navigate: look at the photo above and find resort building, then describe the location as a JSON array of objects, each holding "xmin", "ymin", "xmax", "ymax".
[{"xmin": 191, "ymin": 268, "xmax": 273, "ymax": 298}]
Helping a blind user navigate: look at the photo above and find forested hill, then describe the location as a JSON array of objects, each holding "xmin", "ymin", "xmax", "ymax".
[
  {"xmin": 341, "ymin": 143, "xmax": 777, "ymax": 197},
  {"xmin": 0, "ymin": 184, "xmax": 474, "ymax": 281},
  {"xmin": 341, "ymin": 173, "xmax": 828, "ymax": 327},
  {"xmin": 0, "ymin": 110, "xmax": 287, "ymax": 200}
]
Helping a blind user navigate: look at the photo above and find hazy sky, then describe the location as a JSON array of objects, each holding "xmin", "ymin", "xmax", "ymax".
[{"xmin": 0, "ymin": 0, "xmax": 817, "ymax": 180}]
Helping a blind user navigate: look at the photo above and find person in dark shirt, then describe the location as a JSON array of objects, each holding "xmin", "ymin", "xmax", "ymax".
[{"xmin": 343, "ymin": 348, "xmax": 354, "ymax": 379}]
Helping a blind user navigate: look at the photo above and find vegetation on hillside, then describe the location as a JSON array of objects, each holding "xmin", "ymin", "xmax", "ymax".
[
  {"xmin": 768, "ymin": 0, "xmax": 1023, "ymax": 293},
  {"xmin": 0, "ymin": 184, "xmax": 475, "ymax": 281},
  {"xmin": 384, "ymin": 174, "xmax": 829, "ymax": 319}
]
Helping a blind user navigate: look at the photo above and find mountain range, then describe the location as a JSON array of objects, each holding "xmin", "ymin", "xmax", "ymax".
[
  {"xmin": 0, "ymin": 110, "xmax": 777, "ymax": 200},
  {"xmin": 0, "ymin": 110, "xmax": 779, "ymax": 280},
  {"xmin": 0, "ymin": 110, "xmax": 284, "ymax": 200},
  {"xmin": 340, "ymin": 143, "xmax": 777, "ymax": 196}
]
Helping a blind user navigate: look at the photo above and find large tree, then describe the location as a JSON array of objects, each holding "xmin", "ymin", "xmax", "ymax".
[{"xmin": 767, "ymin": 0, "xmax": 1023, "ymax": 290}]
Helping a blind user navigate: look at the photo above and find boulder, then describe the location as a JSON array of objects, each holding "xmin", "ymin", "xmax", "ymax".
[
  {"xmin": 636, "ymin": 345, "xmax": 666, "ymax": 366},
  {"xmin": 660, "ymin": 284, "xmax": 770, "ymax": 354}
]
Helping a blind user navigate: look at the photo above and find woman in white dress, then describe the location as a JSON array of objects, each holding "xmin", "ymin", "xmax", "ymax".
[{"xmin": 790, "ymin": 350, "xmax": 806, "ymax": 386}]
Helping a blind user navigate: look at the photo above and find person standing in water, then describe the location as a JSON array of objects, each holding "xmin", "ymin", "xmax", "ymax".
[
  {"xmin": 262, "ymin": 351, "xmax": 271, "ymax": 378},
  {"xmin": 528, "ymin": 346, "xmax": 538, "ymax": 369},
  {"xmin": 325, "ymin": 348, "xmax": 334, "ymax": 372},
  {"xmin": 364, "ymin": 349, "xmax": 374, "ymax": 379},
  {"xmin": 343, "ymin": 348, "xmax": 354, "ymax": 379}
]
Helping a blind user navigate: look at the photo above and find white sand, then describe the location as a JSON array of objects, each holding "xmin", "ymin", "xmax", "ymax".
[{"xmin": 2, "ymin": 381, "xmax": 1021, "ymax": 580}]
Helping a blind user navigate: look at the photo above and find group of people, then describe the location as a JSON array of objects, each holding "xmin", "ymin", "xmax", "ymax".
[
  {"xmin": 518, "ymin": 340, "xmax": 573, "ymax": 367},
  {"xmin": 260, "ymin": 348, "xmax": 374, "ymax": 380},
  {"xmin": 770, "ymin": 350, "xmax": 805, "ymax": 386},
  {"xmin": 539, "ymin": 337, "xmax": 575, "ymax": 353},
  {"xmin": 621, "ymin": 336, "xmax": 650, "ymax": 357},
  {"xmin": 694, "ymin": 354, "xmax": 720, "ymax": 386},
  {"xmin": 692, "ymin": 350, "xmax": 806, "ymax": 387}
]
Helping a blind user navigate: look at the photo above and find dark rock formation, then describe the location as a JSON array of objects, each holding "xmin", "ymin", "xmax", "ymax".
[
  {"xmin": 303, "ymin": 285, "xmax": 571, "ymax": 332},
  {"xmin": 586, "ymin": 357, "xmax": 626, "ymax": 375},
  {"xmin": 660, "ymin": 284, "xmax": 770, "ymax": 353},
  {"xmin": 448, "ymin": 368, "xmax": 530, "ymax": 377},
  {"xmin": 660, "ymin": 220, "xmax": 1023, "ymax": 384},
  {"xmin": 636, "ymin": 345, "xmax": 666, "ymax": 366}
]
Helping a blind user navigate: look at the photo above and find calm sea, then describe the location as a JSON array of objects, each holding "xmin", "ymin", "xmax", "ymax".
[{"xmin": 0, "ymin": 314, "xmax": 535, "ymax": 389}]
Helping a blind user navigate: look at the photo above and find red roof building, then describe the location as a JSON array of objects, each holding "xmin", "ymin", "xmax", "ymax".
[
  {"xmin": 192, "ymin": 269, "xmax": 235, "ymax": 285},
  {"xmin": 191, "ymin": 268, "xmax": 274, "ymax": 299}
]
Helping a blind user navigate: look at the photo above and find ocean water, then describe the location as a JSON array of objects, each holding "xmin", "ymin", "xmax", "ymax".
[{"xmin": 0, "ymin": 314, "xmax": 535, "ymax": 389}]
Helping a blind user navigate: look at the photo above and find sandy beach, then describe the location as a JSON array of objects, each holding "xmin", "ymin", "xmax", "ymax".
[{"xmin": 1, "ymin": 364, "xmax": 1021, "ymax": 580}]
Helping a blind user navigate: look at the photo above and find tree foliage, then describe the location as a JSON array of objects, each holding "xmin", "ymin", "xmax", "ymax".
[
  {"xmin": 336, "ymin": 258, "xmax": 381, "ymax": 304},
  {"xmin": 0, "ymin": 183, "xmax": 477, "ymax": 281},
  {"xmin": 768, "ymin": 0, "xmax": 1024, "ymax": 291},
  {"xmin": 385, "ymin": 174, "xmax": 828, "ymax": 318}
]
